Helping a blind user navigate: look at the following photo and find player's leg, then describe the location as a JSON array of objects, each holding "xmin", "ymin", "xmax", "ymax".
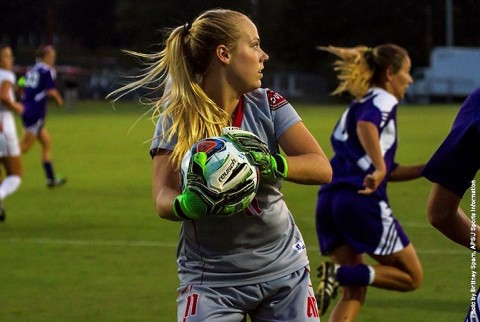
[
  {"xmin": 318, "ymin": 243, "xmax": 422, "ymax": 321},
  {"xmin": 317, "ymin": 190, "xmax": 419, "ymax": 317},
  {"xmin": 38, "ymin": 127, "xmax": 55, "ymax": 185},
  {"xmin": 323, "ymin": 244, "xmax": 422, "ymax": 321},
  {"xmin": 19, "ymin": 116, "xmax": 41, "ymax": 154},
  {"xmin": 369, "ymin": 243, "xmax": 423, "ymax": 291},
  {"xmin": 1, "ymin": 156, "xmax": 22, "ymax": 193},
  {"xmin": 38, "ymin": 127, "xmax": 52, "ymax": 162},
  {"xmin": 366, "ymin": 200, "xmax": 423, "ymax": 291},
  {"xmin": 38, "ymin": 127, "xmax": 65, "ymax": 188},
  {"xmin": 327, "ymin": 245, "xmax": 366, "ymax": 322},
  {"xmin": 318, "ymin": 194, "xmax": 422, "ymax": 321},
  {"xmin": 315, "ymin": 188, "xmax": 344, "ymax": 316},
  {"xmin": 0, "ymin": 158, "xmax": 6, "ymax": 221},
  {"xmin": 19, "ymin": 130, "xmax": 36, "ymax": 153},
  {"xmin": 0, "ymin": 156, "xmax": 22, "ymax": 221},
  {"xmin": 0, "ymin": 114, "xmax": 23, "ymax": 221}
]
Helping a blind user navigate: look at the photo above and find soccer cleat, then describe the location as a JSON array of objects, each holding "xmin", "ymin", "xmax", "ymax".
[
  {"xmin": 47, "ymin": 177, "xmax": 67, "ymax": 189},
  {"xmin": 0, "ymin": 198, "xmax": 5, "ymax": 222},
  {"xmin": 316, "ymin": 261, "xmax": 339, "ymax": 316}
]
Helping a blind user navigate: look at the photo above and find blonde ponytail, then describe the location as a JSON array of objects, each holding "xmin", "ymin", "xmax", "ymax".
[
  {"xmin": 109, "ymin": 9, "xmax": 247, "ymax": 168},
  {"xmin": 319, "ymin": 44, "xmax": 408, "ymax": 100}
]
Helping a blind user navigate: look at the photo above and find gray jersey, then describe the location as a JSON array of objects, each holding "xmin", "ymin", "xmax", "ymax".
[{"xmin": 151, "ymin": 88, "xmax": 309, "ymax": 287}]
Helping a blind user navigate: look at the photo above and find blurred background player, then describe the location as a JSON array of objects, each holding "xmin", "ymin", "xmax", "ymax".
[
  {"xmin": 20, "ymin": 45, "xmax": 66, "ymax": 188},
  {"xmin": 422, "ymin": 87, "xmax": 480, "ymax": 321},
  {"xmin": 314, "ymin": 44, "xmax": 424, "ymax": 321},
  {"xmin": 110, "ymin": 9, "xmax": 332, "ymax": 322},
  {"xmin": 0, "ymin": 44, "xmax": 24, "ymax": 221}
]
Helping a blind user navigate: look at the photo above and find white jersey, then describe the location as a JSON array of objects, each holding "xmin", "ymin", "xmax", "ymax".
[
  {"xmin": 0, "ymin": 68, "xmax": 20, "ymax": 157},
  {"xmin": 0, "ymin": 69, "xmax": 16, "ymax": 112},
  {"xmin": 151, "ymin": 88, "xmax": 309, "ymax": 287}
]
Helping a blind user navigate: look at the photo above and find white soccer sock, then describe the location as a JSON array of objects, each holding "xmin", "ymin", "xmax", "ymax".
[
  {"xmin": 0, "ymin": 175, "xmax": 22, "ymax": 200},
  {"xmin": 367, "ymin": 265, "xmax": 375, "ymax": 285},
  {"xmin": 333, "ymin": 263, "xmax": 340, "ymax": 274}
]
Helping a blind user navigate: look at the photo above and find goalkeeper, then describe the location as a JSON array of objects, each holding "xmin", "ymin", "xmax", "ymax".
[{"xmin": 109, "ymin": 8, "xmax": 332, "ymax": 322}]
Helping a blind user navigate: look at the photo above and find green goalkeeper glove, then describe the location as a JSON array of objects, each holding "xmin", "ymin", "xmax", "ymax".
[
  {"xmin": 173, "ymin": 152, "xmax": 256, "ymax": 220},
  {"xmin": 221, "ymin": 127, "xmax": 288, "ymax": 180},
  {"xmin": 17, "ymin": 76, "xmax": 26, "ymax": 88}
]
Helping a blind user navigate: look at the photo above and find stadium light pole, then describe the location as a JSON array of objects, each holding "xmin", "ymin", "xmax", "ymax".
[{"xmin": 446, "ymin": 0, "xmax": 454, "ymax": 46}]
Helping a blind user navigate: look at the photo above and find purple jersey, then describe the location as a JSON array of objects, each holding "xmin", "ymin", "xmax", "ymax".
[
  {"xmin": 422, "ymin": 87, "xmax": 480, "ymax": 198},
  {"xmin": 421, "ymin": 88, "xmax": 480, "ymax": 322},
  {"xmin": 22, "ymin": 62, "xmax": 57, "ymax": 120},
  {"xmin": 322, "ymin": 87, "xmax": 399, "ymax": 200}
]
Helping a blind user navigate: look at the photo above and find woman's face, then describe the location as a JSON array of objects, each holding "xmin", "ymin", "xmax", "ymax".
[
  {"xmin": 43, "ymin": 48, "xmax": 57, "ymax": 66},
  {"xmin": 0, "ymin": 47, "xmax": 14, "ymax": 70},
  {"xmin": 388, "ymin": 56, "xmax": 413, "ymax": 101},
  {"xmin": 226, "ymin": 18, "xmax": 269, "ymax": 93}
]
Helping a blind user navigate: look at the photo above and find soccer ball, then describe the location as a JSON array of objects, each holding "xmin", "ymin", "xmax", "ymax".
[{"xmin": 180, "ymin": 135, "xmax": 259, "ymax": 211}]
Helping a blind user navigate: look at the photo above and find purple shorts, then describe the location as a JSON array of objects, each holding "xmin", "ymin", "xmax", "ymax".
[
  {"xmin": 315, "ymin": 187, "xmax": 410, "ymax": 256},
  {"xmin": 22, "ymin": 116, "xmax": 45, "ymax": 137}
]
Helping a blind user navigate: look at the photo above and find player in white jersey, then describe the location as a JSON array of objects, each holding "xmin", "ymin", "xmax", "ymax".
[
  {"xmin": 109, "ymin": 9, "xmax": 332, "ymax": 321},
  {"xmin": 0, "ymin": 45, "xmax": 24, "ymax": 221},
  {"xmin": 315, "ymin": 44, "xmax": 424, "ymax": 320}
]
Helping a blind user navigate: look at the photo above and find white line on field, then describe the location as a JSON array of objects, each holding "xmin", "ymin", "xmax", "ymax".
[
  {"xmin": 1, "ymin": 237, "xmax": 469, "ymax": 256},
  {"xmin": 400, "ymin": 222, "xmax": 432, "ymax": 228},
  {"xmin": 2, "ymin": 237, "xmax": 177, "ymax": 248}
]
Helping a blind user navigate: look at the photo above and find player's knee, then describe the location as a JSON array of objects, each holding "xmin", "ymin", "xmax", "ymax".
[
  {"xmin": 404, "ymin": 271, "xmax": 423, "ymax": 291},
  {"xmin": 20, "ymin": 141, "xmax": 32, "ymax": 153},
  {"xmin": 411, "ymin": 272, "xmax": 423, "ymax": 290}
]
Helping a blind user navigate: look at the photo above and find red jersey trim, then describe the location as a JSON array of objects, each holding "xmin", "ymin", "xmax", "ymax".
[
  {"xmin": 267, "ymin": 89, "xmax": 289, "ymax": 110},
  {"xmin": 232, "ymin": 96, "xmax": 244, "ymax": 127}
]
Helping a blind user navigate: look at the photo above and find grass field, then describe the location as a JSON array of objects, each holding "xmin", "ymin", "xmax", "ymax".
[{"xmin": 0, "ymin": 100, "xmax": 477, "ymax": 321}]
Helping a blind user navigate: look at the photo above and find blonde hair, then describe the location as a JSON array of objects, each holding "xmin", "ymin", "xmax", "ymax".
[
  {"xmin": 319, "ymin": 44, "xmax": 408, "ymax": 99},
  {"xmin": 108, "ymin": 9, "xmax": 249, "ymax": 168}
]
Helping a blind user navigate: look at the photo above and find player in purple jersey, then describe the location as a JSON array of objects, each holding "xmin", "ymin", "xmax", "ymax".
[
  {"xmin": 109, "ymin": 9, "xmax": 332, "ymax": 322},
  {"xmin": 0, "ymin": 45, "xmax": 24, "ymax": 221},
  {"xmin": 314, "ymin": 44, "xmax": 424, "ymax": 320},
  {"xmin": 422, "ymin": 87, "xmax": 480, "ymax": 321},
  {"xmin": 20, "ymin": 45, "xmax": 65, "ymax": 188}
]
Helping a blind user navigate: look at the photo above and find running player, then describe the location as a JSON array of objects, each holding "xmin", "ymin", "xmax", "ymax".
[
  {"xmin": 315, "ymin": 44, "xmax": 424, "ymax": 321},
  {"xmin": 422, "ymin": 87, "xmax": 480, "ymax": 321},
  {"xmin": 109, "ymin": 9, "xmax": 332, "ymax": 321},
  {"xmin": 20, "ymin": 45, "xmax": 65, "ymax": 188},
  {"xmin": 0, "ymin": 45, "xmax": 24, "ymax": 221}
]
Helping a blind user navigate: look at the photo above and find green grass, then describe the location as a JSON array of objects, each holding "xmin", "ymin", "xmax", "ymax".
[{"xmin": 0, "ymin": 100, "xmax": 477, "ymax": 321}]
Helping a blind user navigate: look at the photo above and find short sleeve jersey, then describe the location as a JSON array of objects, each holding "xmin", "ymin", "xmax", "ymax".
[
  {"xmin": 322, "ymin": 87, "xmax": 399, "ymax": 200},
  {"xmin": 22, "ymin": 62, "xmax": 57, "ymax": 120},
  {"xmin": 150, "ymin": 88, "xmax": 310, "ymax": 287},
  {"xmin": 0, "ymin": 68, "xmax": 16, "ymax": 112},
  {"xmin": 422, "ymin": 87, "xmax": 480, "ymax": 197}
]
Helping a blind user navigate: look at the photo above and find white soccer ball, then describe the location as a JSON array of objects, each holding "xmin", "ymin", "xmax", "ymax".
[{"xmin": 180, "ymin": 135, "xmax": 259, "ymax": 210}]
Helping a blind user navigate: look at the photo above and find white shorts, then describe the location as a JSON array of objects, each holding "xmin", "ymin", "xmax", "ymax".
[{"xmin": 0, "ymin": 111, "xmax": 21, "ymax": 157}]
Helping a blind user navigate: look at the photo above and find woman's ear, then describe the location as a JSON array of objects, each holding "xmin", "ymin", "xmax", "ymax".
[
  {"xmin": 216, "ymin": 45, "xmax": 231, "ymax": 64},
  {"xmin": 385, "ymin": 65, "xmax": 395, "ymax": 81}
]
